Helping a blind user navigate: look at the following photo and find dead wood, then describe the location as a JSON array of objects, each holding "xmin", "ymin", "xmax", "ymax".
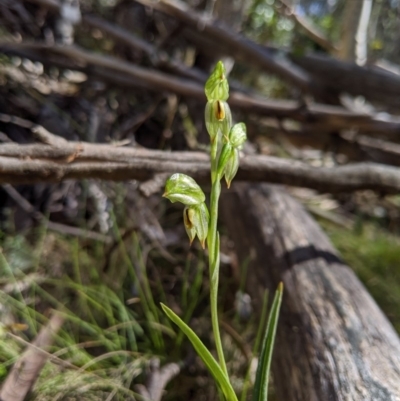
[
  {"xmin": 292, "ymin": 52, "xmax": 400, "ymax": 109},
  {"xmin": 135, "ymin": 359, "xmax": 181, "ymax": 401},
  {"xmin": 221, "ymin": 184, "xmax": 400, "ymax": 401},
  {"xmin": 279, "ymin": 128, "xmax": 400, "ymax": 165},
  {"xmin": 133, "ymin": 0, "xmax": 314, "ymax": 93},
  {"xmin": 0, "ymin": 312, "xmax": 65, "ymax": 401},
  {"xmin": 3, "ymin": 42, "xmax": 400, "ymax": 137},
  {"xmin": 276, "ymin": 0, "xmax": 338, "ymax": 53},
  {"xmin": 2, "ymin": 141, "xmax": 400, "ymax": 193},
  {"xmin": 136, "ymin": 0, "xmax": 400, "ymax": 109}
]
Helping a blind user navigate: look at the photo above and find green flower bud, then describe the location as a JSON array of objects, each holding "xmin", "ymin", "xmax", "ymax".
[
  {"xmin": 183, "ymin": 203, "xmax": 209, "ymax": 248},
  {"xmin": 205, "ymin": 61, "xmax": 229, "ymax": 102},
  {"xmin": 183, "ymin": 207, "xmax": 197, "ymax": 245},
  {"xmin": 217, "ymin": 142, "xmax": 233, "ymax": 177},
  {"xmin": 205, "ymin": 100, "xmax": 232, "ymax": 141},
  {"xmin": 163, "ymin": 173, "xmax": 205, "ymax": 206},
  {"xmin": 224, "ymin": 148, "xmax": 239, "ymax": 189},
  {"xmin": 229, "ymin": 123, "xmax": 247, "ymax": 148}
]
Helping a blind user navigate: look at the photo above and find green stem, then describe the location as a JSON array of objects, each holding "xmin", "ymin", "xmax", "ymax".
[
  {"xmin": 210, "ymin": 137, "xmax": 218, "ymax": 184},
  {"xmin": 208, "ymin": 138, "xmax": 228, "ymax": 377}
]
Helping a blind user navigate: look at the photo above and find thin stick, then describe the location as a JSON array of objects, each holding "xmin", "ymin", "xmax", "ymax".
[{"xmin": 0, "ymin": 312, "xmax": 65, "ymax": 401}]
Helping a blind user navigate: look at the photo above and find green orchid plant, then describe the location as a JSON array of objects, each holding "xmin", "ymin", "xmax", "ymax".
[{"xmin": 162, "ymin": 61, "xmax": 283, "ymax": 401}]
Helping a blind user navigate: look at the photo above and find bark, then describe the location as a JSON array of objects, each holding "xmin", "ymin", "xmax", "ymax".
[
  {"xmin": 221, "ymin": 184, "xmax": 400, "ymax": 401},
  {"xmin": 280, "ymin": 129, "xmax": 400, "ymax": 166},
  {"xmin": 4, "ymin": 42, "xmax": 400, "ymax": 137},
  {"xmin": 25, "ymin": 0, "xmax": 400, "ymax": 109},
  {"xmin": 276, "ymin": 0, "xmax": 338, "ymax": 53},
  {"xmin": 133, "ymin": 0, "xmax": 314, "ymax": 93},
  {"xmin": 3, "ymin": 141, "xmax": 400, "ymax": 193},
  {"xmin": 337, "ymin": 0, "xmax": 364, "ymax": 61},
  {"xmin": 291, "ymin": 53, "xmax": 400, "ymax": 109},
  {"xmin": 355, "ymin": 0, "xmax": 373, "ymax": 66}
]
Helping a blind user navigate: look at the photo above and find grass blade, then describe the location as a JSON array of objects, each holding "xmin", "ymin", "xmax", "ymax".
[
  {"xmin": 161, "ymin": 303, "xmax": 238, "ymax": 401},
  {"xmin": 252, "ymin": 282, "xmax": 283, "ymax": 401}
]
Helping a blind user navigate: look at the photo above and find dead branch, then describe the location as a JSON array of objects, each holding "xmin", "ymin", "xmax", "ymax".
[
  {"xmin": 276, "ymin": 0, "xmax": 338, "ymax": 53},
  {"xmin": 291, "ymin": 52, "xmax": 400, "ymax": 109},
  {"xmin": 19, "ymin": 0, "xmax": 400, "ymax": 109},
  {"xmin": 136, "ymin": 358, "xmax": 180, "ymax": 401},
  {"xmin": 277, "ymin": 126, "xmax": 400, "ymax": 166},
  {"xmin": 133, "ymin": 0, "xmax": 313, "ymax": 93},
  {"xmin": 1, "ymin": 141, "xmax": 400, "ymax": 193},
  {"xmin": 2, "ymin": 42, "xmax": 400, "ymax": 136},
  {"xmin": 0, "ymin": 311, "xmax": 65, "ymax": 401},
  {"xmin": 133, "ymin": 0, "xmax": 400, "ymax": 109},
  {"xmin": 0, "ymin": 113, "xmax": 68, "ymax": 146},
  {"xmin": 82, "ymin": 15, "xmax": 207, "ymax": 83}
]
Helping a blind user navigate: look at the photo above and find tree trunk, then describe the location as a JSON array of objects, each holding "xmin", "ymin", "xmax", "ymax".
[
  {"xmin": 337, "ymin": 0, "xmax": 364, "ymax": 61},
  {"xmin": 221, "ymin": 184, "xmax": 400, "ymax": 401}
]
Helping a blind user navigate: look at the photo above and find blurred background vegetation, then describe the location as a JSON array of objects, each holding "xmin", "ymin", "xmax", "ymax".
[{"xmin": 1, "ymin": 0, "xmax": 400, "ymax": 400}]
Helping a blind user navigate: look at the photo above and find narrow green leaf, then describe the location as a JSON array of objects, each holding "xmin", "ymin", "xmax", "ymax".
[
  {"xmin": 252, "ymin": 283, "xmax": 283, "ymax": 401},
  {"xmin": 161, "ymin": 303, "xmax": 238, "ymax": 401}
]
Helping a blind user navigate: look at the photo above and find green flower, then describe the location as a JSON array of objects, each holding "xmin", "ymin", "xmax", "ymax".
[
  {"xmin": 205, "ymin": 61, "xmax": 229, "ymax": 102},
  {"xmin": 183, "ymin": 203, "xmax": 210, "ymax": 248},
  {"xmin": 205, "ymin": 100, "xmax": 232, "ymax": 141},
  {"xmin": 224, "ymin": 148, "xmax": 239, "ymax": 188},
  {"xmin": 163, "ymin": 174, "xmax": 205, "ymax": 206},
  {"xmin": 229, "ymin": 123, "xmax": 247, "ymax": 148}
]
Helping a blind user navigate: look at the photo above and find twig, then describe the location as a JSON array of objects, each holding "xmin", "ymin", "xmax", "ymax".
[
  {"xmin": 136, "ymin": 358, "xmax": 181, "ymax": 401},
  {"xmin": 0, "ymin": 311, "xmax": 65, "ymax": 401},
  {"xmin": 0, "ymin": 112, "xmax": 67, "ymax": 146}
]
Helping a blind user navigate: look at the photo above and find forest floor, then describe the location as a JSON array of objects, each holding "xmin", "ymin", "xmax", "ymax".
[{"xmin": 0, "ymin": 189, "xmax": 399, "ymax": 401}]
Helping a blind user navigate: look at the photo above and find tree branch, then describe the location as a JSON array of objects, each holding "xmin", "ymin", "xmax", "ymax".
[
  {"xmin": 1, "ymin": 141, "xmax": 400, "ymax": 193},
  {"xmin": 133, "ymin": 0, "xmax": 314, "ymax": 93},
  {"xmin": 22, "ymin": 0, "xmax": 400, "ymax": 109},
  {"xmin": 2, "ymin": 41, "xmax": 400, "ymax": 135},
  {"xmin": 276, "ymin": 0, "xmax": 338, "ymax": 53}
]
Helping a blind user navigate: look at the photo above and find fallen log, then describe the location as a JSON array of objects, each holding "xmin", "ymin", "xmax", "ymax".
[
  {"xmin": 221, "ymin": 184, "xmax": 400, "ymax": 401},
  {"xmin": 3, "ymin": 142, "xmax": 400, "ymax": 193}
]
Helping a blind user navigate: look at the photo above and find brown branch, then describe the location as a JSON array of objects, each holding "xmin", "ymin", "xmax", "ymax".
[
  {"xmin": 132, "ymin": 0, "xmax": 400, "ymax": 109},
  {"xmin": 133, "ymin": 0, "xmax": 314, "ymax": 93},
  {"xmin": 0, "ymin": 312, "xmax": 64, "ymax": 401},
  {"xmin": 276, "ymin": 0, "xmax": 338, "ymax": 53},
  {"xmin": 2, "ymin": 41, "xmax": 400, "ymax": 135},
  {"xmin": 82, "ymin": 15, "xmax": 207, "ymax": 83},
  {"xmin": 0, "ymin": 113, "xmax": 68, "ymax": 146},
  {"xmin": 276, "ymin": 126, "xmax": 400, "ymax": 166},
  {"xmin": 19, "ymin": 0, "xmax": 400, "ymax": 109},
  {"xmin": 1, "ymin": 141, "xmax": 400, "ymax": 193},
  {"xmin": 291, "ymin": 52, "xmax": 400, "ymax": 109}
]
